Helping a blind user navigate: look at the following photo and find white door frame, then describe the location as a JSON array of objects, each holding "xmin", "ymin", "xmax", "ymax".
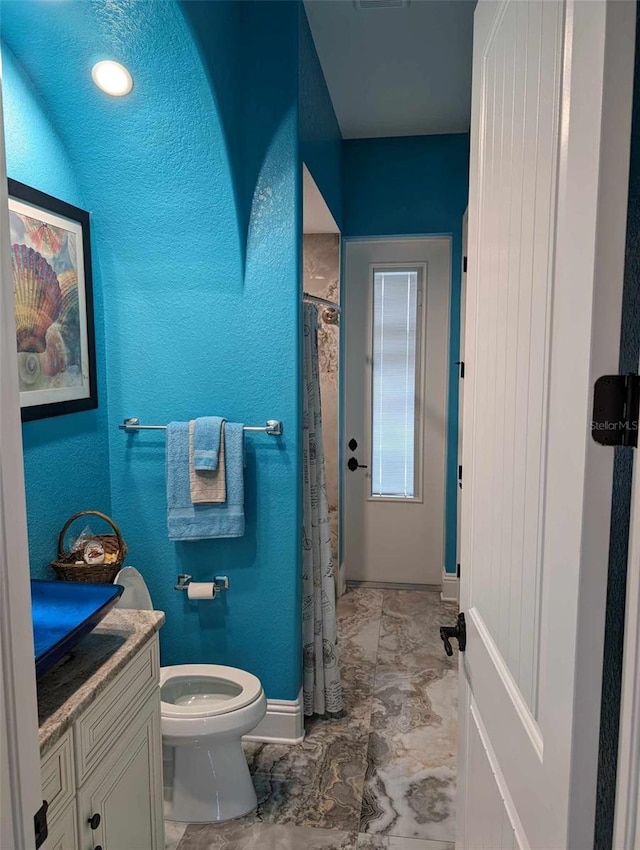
[
  {"xmin": 448, "ymin": 208, "xmax": 468, "ymax": 605},
  {"xmin": 614, "ymin": 354, "xmax": 640, "ymax": 848},
  {"xmin": 0, "ymin": 67, "xmax": 43, "ymax": 850}
]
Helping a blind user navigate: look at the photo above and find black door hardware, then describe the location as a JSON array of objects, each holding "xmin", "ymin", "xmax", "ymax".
[
  {"xmin": 88, "ymin": 813, "xmax": 101, "ymax": 830},
  {"xmin": 440, "ymin": 613, "xmax": 466, "ymax": 656},
  {"xmin": 348, "ymin": 438, "xmax": 358, "ymax": 451},
  {"xmin": 347, "ymin": 457, "xmax": 368, "ymax": 472},
  {"xmin": 455, "ymin": 360, "xmax": 465, "ymax": 378},
  {"xmin": 34, "ymin": 800, "xmax": 49, "ymax": 849},
  {"xmin": 592, "ymin": 373, "xmax": 639, "ymax": 447}
]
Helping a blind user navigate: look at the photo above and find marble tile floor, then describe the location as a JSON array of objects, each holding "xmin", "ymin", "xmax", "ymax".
[{"xmin": 168, "ymin": 588, "xmax": 459, "ymax": 850}]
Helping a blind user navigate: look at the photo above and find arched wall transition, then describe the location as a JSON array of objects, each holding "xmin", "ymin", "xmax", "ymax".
[{"xmin": 1, "ymin": 0, "xmax": 308, "ymax": 700}]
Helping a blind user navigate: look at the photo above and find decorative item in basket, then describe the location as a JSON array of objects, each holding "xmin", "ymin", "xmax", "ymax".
[{"xmin": 51, "ymin": 510, "xmax": 127, "ymax": 583}]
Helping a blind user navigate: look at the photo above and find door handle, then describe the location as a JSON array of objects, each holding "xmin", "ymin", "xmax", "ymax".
[
  {"xmin": 347, "ymin": 457, "xmax": 368, "ymax": 472},
  {"xmin": 440, "ymin": 612, "xmax": 466, "ymax": 656}
]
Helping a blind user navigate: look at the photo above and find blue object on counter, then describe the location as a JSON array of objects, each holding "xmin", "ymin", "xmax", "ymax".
[{"xmin": 31, "ymin": 580, "xmax": 124, "ymax": 678}]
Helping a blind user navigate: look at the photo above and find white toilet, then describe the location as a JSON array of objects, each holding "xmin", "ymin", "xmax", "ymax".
[{"xmin": 114, "ymin": 567, "xmax": 267, "ymax": 823}]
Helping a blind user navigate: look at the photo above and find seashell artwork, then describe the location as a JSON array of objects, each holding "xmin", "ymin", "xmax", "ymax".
[
  {"xmin": 17, "ymin": 352, "xmax": 43, "ymax": 388},
  {"xmin": 41, "ymin": 324, "xmax": 69, "ymax": 377},
  {"xmin": 23, "ymin": 215, "xmax": 65, "ymax": 257},
  {"xmin": 8, "ymin": 181, "xmax": 97, "ymax": 420},
  {"xmin": 12, "ymin": 244, "xmax": 62, "ymax": 354},
  {"xmin": 57, "ymin": 268, "xmax": 78, "ymax": 301},
  {"xmin": 57, "ymin": 269, "xmax": 81, "ymax": 366}
]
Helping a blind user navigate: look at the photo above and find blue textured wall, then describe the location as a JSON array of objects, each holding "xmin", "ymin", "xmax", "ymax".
[
  {"xmin": 2, "ymin": 0, "xmax": 302, "ymax": 699},
  {"xmin": 298, "ymin": 6, "xmax": 343, "ymax": 229},
  {"xmin": 343, "ymin": 134, "xmax": 469, "ymax": 575},
  {"xmin": 2, "ymin": 44, "xmax": 112, "ymax": 579}
]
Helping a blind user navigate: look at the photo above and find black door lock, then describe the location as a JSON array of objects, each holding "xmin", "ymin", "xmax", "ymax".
[
  {"xmin": 347, "ymin": 457, "xmax": 368, "ymax": 472},
  {"xmin": 440, "ymin": 612, "xmax": 467, "ymax": 656}
]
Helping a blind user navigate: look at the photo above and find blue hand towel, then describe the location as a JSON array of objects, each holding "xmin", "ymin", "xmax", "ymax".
[
  {"xmin": 167, "ymin": 421, "xmax": 245, "ymax": 540},
  {"xmin": 193, "ymin": 416, "xmax": 224, "ymax": 471}
]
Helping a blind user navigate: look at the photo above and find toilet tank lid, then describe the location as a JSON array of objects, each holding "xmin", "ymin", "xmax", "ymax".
[{"xmin": 114, "ymin": 566, "xmax": 153, "ymax": 611}]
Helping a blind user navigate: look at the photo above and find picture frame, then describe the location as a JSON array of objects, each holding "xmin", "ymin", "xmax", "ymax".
[{"xmin": 8, "ymin": 180, "xmax": 98, "ymax": 422}]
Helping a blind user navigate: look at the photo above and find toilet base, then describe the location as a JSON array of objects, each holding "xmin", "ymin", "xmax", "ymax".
[{"xmin": 165, "ymin": 738, "xmax": 258, "ymax": 823}]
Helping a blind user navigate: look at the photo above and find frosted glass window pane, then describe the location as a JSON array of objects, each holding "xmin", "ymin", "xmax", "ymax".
[{"xmin": 371, "ymin": 270, "xmax": 419, "ymax": 498}]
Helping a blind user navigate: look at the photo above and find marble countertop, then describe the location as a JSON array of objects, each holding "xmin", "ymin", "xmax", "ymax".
[{"xmin": 37, "ymin": 608, "xmax": 165, "ymax": 757}]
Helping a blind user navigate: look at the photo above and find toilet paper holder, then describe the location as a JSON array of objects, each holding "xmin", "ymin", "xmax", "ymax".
[{"xmin": 174, "ymin": 574, "xmax": 229, "ymax": 592}]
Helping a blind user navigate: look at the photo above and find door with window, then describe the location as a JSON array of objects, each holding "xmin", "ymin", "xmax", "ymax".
[{"xmin": 343, "ymin": 238, "xmax": 451, "ymax": 586}]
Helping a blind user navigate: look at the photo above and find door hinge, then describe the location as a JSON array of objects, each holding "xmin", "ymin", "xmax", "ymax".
[
  {"xmin": 458, "ymin": 464, "xmax": 462, "ymax": 488},
  {"xmin": 455, "ymin": 360, "xmax": 465, "ymax": 378},
  {"xmin": 592, "ymin": 374, "xmax": 640, "ymax": 447},
  {"xmin": 463, "ymin": 256, "xmax": 468, "ymax": 273},
  {"xmin": 457, "ymin": 563, "xmax": 461, "ymax": 579},
  {"xmin": 34, "ymin": 800, "xmax": 48, "ymax": 849}
]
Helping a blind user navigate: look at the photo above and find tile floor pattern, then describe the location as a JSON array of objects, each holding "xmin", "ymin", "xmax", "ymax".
[{"xmin": 167, "ymin": 588, "xmax": 459, "ymax": 850}]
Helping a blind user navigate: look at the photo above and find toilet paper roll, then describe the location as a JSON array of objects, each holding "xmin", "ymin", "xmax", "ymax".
[{"xmin": 187, "ymin": 582, "xmax": 217, "ymax": 600}]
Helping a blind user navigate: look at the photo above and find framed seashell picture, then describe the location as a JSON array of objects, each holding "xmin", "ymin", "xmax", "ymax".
[{"xmin": 8, "ymin": 180, "xmax": 97, "ymax": 421}]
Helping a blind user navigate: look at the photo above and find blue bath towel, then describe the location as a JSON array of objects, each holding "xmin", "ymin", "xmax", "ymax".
[
  {"xmin": 167, "ymin": 421, "xmax": 245, "ymax": 540},
  {"xmin": 193, "ymin": 416, "xmax": 224, "ymax": 471}
]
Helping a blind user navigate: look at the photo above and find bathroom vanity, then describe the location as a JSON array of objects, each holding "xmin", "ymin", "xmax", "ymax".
[{"xmin": 37, "ymin": 608, "xmax": 165, "ymax": 850}]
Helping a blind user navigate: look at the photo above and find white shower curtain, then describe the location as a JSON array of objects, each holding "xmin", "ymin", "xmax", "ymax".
[{"xmin": 302, "ymin": 303, "xmax": 343, "ymax": 717}]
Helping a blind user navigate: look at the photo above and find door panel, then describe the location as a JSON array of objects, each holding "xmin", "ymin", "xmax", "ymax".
[
  {"xmin": 78, "ymin": 694, "xmax": 163, "ymax": 850},
  {"xmin": 344, "ymin": 238, "xmax": 451, "ymax": 586},
  {"xmin": 470, "ymin": 0, "xmax": 562, "ymax": 713},
  {"xmin": 466, "ymin": 696, "xmax": 520, "ymax": 850},
  {"xmin": 458, "ymin": 1, "xmax": 635, "ymax": 847}
]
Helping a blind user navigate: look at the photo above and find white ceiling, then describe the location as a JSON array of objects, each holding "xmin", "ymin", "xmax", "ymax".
[
  {"xmin": 304, "ymin": 0, "xmax": 475, "ymax": 139},
  {"xmin": 303, "ymin": 165, "xmax": 340, "ymax": 234}
]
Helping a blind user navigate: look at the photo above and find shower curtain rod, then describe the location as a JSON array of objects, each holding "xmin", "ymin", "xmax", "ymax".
[{"xmin": 303, "ymin": 293, "xmax": 341, "ymax": 313}]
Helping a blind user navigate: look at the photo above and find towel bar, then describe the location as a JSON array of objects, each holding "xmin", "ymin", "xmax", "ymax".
[{"xmin": 118, "ymin": 417, "xmax": 283, "ymax": 436}]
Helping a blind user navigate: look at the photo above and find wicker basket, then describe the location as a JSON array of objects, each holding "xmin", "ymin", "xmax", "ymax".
[{"xmin": 51, "ymin": 510, "xmax": 127, "ymax": 584}]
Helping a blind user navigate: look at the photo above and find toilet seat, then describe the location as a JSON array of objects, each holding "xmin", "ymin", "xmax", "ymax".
[{"xmin": 160, "ymin": 664, "xmax": 263, "ymax": 718}]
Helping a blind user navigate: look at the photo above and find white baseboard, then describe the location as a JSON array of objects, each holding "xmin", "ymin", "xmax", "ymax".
[
  {"xmin": 347, "ymin": 580, "xmax": 442, "ymax": 592},
  {"xmin": 243, "ymin": 688, "xmax": 305, "ymax": 745},
  {"xmin": 441, "ymin": 572, "xmax": 459, "ymax": 603}
]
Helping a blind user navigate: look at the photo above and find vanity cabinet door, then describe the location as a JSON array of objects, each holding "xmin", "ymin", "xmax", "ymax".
[
  {"xmin": 42, "ymin": 801, "xmax": 79, "ymax": 850},
  {"xmin": 77, "ymin": 692, "xmax": 163, "ymax": 850}
]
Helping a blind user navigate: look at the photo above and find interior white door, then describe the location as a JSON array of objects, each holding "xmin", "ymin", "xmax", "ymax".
[
  {"xmin": 457, "ymin": 2, "xmax": 635, "ymax": 848},
  {"xmin": 343, "ymin": 237, "xmax": 450, "ymax": 586}
]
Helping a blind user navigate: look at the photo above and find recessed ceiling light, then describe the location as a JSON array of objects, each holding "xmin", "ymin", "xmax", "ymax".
[{"xmin": 91, "ymin": 60, "xmax": 133, "ymax": 97}]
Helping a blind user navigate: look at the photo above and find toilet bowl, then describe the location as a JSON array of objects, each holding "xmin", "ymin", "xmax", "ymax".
[{"xmin": 115, "ymin": 567, "xmax": 267, "ymax": 823}]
